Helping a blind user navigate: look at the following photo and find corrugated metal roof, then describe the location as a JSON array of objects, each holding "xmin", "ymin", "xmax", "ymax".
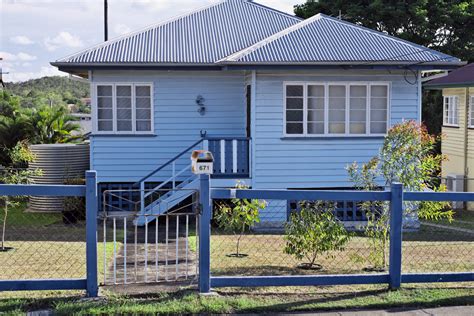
[
  {"xmin": 424, "ymin": 63, "xmax": 474, "ymax": 88},
  {"xmin": 55, "ymin": 0, "xmax": 301, "ymax": 64},
  {"xmin": 220, "ymin": 14, "xmax": 460, "ymax": 65}
]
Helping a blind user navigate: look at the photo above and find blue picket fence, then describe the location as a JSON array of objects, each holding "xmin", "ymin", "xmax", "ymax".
[
  {"xmin": 0, "ymin": 171, "xmax": 98, "ymax": 297},
  {"xmin": 198, "ymin": 174, "xmax": 474, "ymax": 293}
]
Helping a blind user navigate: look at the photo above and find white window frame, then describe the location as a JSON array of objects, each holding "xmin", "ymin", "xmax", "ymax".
[
  {"xmin": 443, "ymin": 95, "xmax": 459, "ymax": 127},
  {"xmin": 283, "ymin": 81, "xmax": 391, "ymax": 137},
  {"xmin": 469, "ymin": 95, "xmax": 474, "ymax": 128},
  {"xmin": 92, "ymin": 82, "xmax": 154, "ymax": 135}
]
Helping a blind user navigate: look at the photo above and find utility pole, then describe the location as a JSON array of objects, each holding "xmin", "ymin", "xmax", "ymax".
[{"xmin": 104, "ymin": 0, "xmax": 108, "ymax": 41}]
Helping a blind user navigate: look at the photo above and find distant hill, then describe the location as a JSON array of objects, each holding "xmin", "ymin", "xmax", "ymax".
[{"xmin": 4, "ymin": 76, "xmax": 90, "ymax": 111}]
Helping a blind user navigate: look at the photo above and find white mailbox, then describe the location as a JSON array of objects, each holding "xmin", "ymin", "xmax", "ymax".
[{"xmin": 191, "ymin": 150, "xmax": 214, "ymax": 175}]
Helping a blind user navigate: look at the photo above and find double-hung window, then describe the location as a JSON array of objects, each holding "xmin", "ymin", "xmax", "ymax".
[
  {"xmin": 443, "ymin": 95, "xmax": 459, "ymax": 127},
  {"xmin": 284, "ymin": 82, "xmax": 389, "ymax": 136},
  {"xmin": 95, "ymin": 83, "xmax": 153, "ymax": 134}
]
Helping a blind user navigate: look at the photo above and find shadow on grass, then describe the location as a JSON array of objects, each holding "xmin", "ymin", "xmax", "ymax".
[{"xmin": 1, "ymin": 285, "xmax": 473, "ymax": 314}]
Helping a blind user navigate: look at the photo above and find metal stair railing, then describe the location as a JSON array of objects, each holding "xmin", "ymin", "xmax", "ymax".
[{"xmin": 134, "ymin": 138, "xmax": 204, "ymax": 213}]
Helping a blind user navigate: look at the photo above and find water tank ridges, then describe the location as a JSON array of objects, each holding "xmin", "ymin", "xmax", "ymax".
[{"xmin": 28, "ymin": 144, "xmax": 90, "ymax": 212}]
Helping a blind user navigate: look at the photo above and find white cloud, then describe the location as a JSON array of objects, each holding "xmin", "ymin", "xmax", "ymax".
[
  {"xmin": 44, "ymin": 32, "xmax": 84, "ymax": 51},
  {"xmin": 10, "ymin": 35, "xmax": 35, "ymax": 45},
  {"xmin": 114, "ymin": 23, "xmax": 132, "ymax": 36},
  {"xmin": 1, "ymin": 51, "xmax": 37, "ymax": 61},
  {"xmin": 3, "ymin": 66, "xmax": 67, "ymax": 83}
]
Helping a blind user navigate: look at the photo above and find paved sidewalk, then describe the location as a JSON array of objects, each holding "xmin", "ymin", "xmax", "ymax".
[{"xmin": 274, "ymin": 305, "xmax": 474, "ymax": 316}]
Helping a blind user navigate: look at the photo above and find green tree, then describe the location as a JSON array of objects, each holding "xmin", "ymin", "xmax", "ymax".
[
  {"xmin": 0, "ymin": 92, "xmax": 35, "ymax": 165},
  {"xmin": 347, "ymin": 121, "xmax": 452, "ymax": 270},
  {"xmin": 30, "ymin": 105, "xmax": 81, "ymax": 144},
  {"xmin": 214, "ymin": 182, "xmax": 267, "ymax": 257},
  {"xmin": 294, "ymin": 0, "xmax": 473, "ymax": 62},
  {"xmin": 1, "ymin": 142, "xmax": 41, "ymax": 251},
  {"xmin": 284, "ymin": 201, "xmax": 351, "ymax": 269}
]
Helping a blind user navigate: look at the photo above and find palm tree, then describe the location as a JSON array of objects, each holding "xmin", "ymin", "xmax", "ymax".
[{"xmin": 30, "ymin": 105, "xmax": 81, "ymax": 144}]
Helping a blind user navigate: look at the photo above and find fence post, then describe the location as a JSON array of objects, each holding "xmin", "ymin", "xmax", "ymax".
[
  {"xmin": 198, "ymin": 174, "xmax": 211, "ymax": 293},
  {"xmin": 389, "ymin": 182, "xmax": 403, "ymax": 289},
  {"xmin": 85, "ymin": 170, "xmax": 99, "ymax": 297}
]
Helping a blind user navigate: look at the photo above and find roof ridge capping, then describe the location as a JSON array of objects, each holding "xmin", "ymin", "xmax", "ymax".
[
  {"xmin": 219, "ymin": 13, "xmax": 461, "ymax": 64},
  {"xmin": 218, "ymin": 13, "xmax": 323, "ymax": 63},
  {"xmin": 55, "ymin": 0, "xmax": 226, "ymax": 63}
]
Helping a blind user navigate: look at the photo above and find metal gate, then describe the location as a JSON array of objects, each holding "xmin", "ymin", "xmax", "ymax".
[{"xmin": 101, "ymin": 188, "xmax": 199, "ymax": 286}]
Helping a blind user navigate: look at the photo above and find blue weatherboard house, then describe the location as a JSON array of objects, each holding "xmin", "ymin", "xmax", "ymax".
[{"xmin": 52, "ymin": 0, "xmax": 462, "ymax": 227}]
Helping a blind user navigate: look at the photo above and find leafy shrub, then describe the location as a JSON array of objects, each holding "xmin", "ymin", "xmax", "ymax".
[
  {"xmin": 214, "ymin": 181, "xmax": 267, "ymax": 257},
  {"xmin": 284, "ymin": 201, "xmax": 351, "ymax": 269}
]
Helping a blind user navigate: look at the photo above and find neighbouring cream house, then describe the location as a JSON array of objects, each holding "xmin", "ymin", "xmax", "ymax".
[{"xmin": 425, "ymin": 63, "xmax": 474, "ymax": 206}]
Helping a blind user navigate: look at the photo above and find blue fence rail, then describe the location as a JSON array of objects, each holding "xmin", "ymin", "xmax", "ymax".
[
  {"xmin": 0, "ymin": 171, "xmax": 98, "ymax": 297},
  {"xmin": 198, "ymin": 175, "xmax": 474, "ymax": 293}
]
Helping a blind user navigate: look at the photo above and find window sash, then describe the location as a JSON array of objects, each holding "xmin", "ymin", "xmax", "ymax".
[
  {"xmin": 284, "ymin": 82, "xmax": 389, "ymax": 136},
  {"xmin": 443, "ymin": 96, "xmax": 458, "ymax": 127},
  {"xmin": 95, "ymin": 83, "xmax": 153, "ymax": 134}
]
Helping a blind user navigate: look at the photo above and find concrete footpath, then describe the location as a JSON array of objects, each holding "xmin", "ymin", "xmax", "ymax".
[{"xmin": 272, "ymin": 305, "xmax": 474, "ymax": 316}]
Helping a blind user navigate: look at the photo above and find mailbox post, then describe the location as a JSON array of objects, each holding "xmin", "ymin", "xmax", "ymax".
[{"xmin": 192, "ymin": 150, "xmax": 213, "ymax": 293}]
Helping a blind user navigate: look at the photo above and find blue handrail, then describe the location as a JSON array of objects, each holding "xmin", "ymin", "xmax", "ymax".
[{"xmin": 133, "ymin": 138, "xmax": 204, "ymax": 186}]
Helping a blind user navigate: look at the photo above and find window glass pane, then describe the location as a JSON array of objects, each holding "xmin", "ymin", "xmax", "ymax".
[
  {"xmin": 136, "ymin": 97, "xmax": 151, "ymax": 109},
  {"xmin": 308, "ymin": 110, "xmax": 324, "ymax": 121},
  {"xmin": 98, "ymin": 97, "xmax": 112, "ymax": 108},
  {"xmin": 371, "ymin": 122, "xmax": 387, "ymax": 134},
  {"xmin": 308, "ymin": 85, "xmax": 324, "ymax": 97},
  {"xmin": 286, "ymin": 98, "xmax": 303, "ymax": 109},
  {"xmin": 370, "ymin": 85, "xmax": 388, "ymax": 134},
  {"xmin": 308, "ymin": 97, "xmax": 324, "ymax": 110},
  {"xmin": 308, "ymin": 123, "xmax": 324, "ymax": 134},
  {"xmin": 350, "ymin": 123, "xmax": 366, "ymax": 134},
  {"xmin": 117, "ymin": 109, "xmax": 131, "ymax": 120},
  {"xmin": 286, "ymin": 123, "xmax": 303, "ymax": 134},
  {"xmin": 350, "ymin": 86, "xmax": 366, "ymax": 98},
  {"xmin": 117, "ymin": 97, "xmax": 131, "ymax": 109},
  {"xmin": 117, "ymin": 85, "xmax": 131, "ymax": 97},
  {"xmin": 371, "ymin": 85, "xmax": 388, "ymax": 97},
  {"xmin": 136, "ymin": 85, "xmax": 151, "ymax": 97},
  {"xmin": 136, "ymin": 121, "xmax": 152, "ymax": 132},
  {"xmin": 136, "ymin": 108, "xmax": 151, "ymax": 120},
  {"xmin": 349, "ymin": 86, "xmax": 367, "ymax": 134},
  {"xmin": 286, "ymin": 85, "xmax": 303, "ymax": 97},
  {"xmin": 97, "ymin": 85, "xmax": 112, "ymax": 97},
  {"xmin": 98, "ymin": 109, "xmax": 113, "ymax": 120},
  {"xmin": 98, "ymin": 120, "xmax": 113, "ymax": 131},
  {"xmin": 117, "ymin": 120, "xmax": 132, "ymax": 131},
  {"xmin": 328, "ymin": 85, "xmax": 346, "ymax": 134},
  {"xmin": 287, "ymin": 110, "xmax": 303, "ymax": 121}
]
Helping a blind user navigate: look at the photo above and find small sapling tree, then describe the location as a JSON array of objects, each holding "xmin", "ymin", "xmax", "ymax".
[
  {"xmin": 284, "ymin": 201, "xmax": 351, "ymax": 269},
  {"xmin": 215, "ymin": 181, "xmax": 267, "ymax": 258}
]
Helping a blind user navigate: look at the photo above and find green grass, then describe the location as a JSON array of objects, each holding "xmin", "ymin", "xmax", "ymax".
[
  {"xmin": 3, "ymin": 201, "xmax": 62, "ymax": 227},
  {"xmin": 0, "ymin": 285, "xmax": 473, "ymax": 315}
]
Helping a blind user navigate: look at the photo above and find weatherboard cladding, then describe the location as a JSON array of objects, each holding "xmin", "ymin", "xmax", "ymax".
[
  {"xmin": 223, "ymin": 14, "xmax": 457, "ymax": 64},
  {"xmin": 58, "ymin": 0, "xmax": 301, "ymax": 64}
]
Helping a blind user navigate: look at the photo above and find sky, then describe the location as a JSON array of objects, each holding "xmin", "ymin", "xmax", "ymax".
[{"xmin": 0, "ymin": 0, "xmax": 298, "ymax": 82}]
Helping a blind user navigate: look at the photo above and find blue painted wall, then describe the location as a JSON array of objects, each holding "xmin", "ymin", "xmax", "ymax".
[
  {"xmin": 90, "ymin": 71, "xmax": 247, "ymax": 183},
  {"xmin": 251, "ymin": 70, "xmax": 420, "ymax": 223}
]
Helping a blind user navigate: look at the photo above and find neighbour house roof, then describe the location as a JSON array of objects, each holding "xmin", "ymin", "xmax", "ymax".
[
  {"xmin": 424, "ymin": 63, "xmax": 474, "ymax": 88},
  {"xmin": 51, "ymin": 0, "xmax": 463, "ymax": 74}
]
